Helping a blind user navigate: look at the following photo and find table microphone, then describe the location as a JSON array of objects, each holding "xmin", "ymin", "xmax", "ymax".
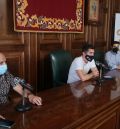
[
  {"xmin": 14, "ymin": 77, "xmax": 33, "ymax": 91},
  {"xmin": 95, "ymin": 61, "xmax": 109, "ymax": 70},
  {"xmin": 95, "ymin": 61, "xmax": 106, "ymax": 86},
  {"xmin": 14, "ymin": 77, "xmax": 32, "ymax": 112}
]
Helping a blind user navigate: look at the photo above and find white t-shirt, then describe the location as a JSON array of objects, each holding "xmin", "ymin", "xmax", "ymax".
[{"xmin": 67, "ymin": 56, "xmax": 96, "ymax": 84}]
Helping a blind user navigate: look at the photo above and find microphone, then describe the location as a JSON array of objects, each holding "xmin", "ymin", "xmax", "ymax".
[
  {"xmin": 95, "ymin": 61, "xmax": 106, "ymax": 86},
  {"xmin": 95, "ymin": 61, "xmax": 109, "ymax": 70},
  {"xmin": 14, "ymin": 77, "xmax": 33, "ymax": 91}
]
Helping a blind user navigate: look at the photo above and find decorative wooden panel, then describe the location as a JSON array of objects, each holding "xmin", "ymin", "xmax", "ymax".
[
  {"xmin": 4, "ymin": 52, "xmax": 24, "ymax": 77},
  {"xmin": 40, "ymin": 33, "xmax": 63, "ymax": 44}
]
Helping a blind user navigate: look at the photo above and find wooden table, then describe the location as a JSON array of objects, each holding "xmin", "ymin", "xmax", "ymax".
[{"xmin": 1, "ymin": 70, "xmax": 120, "ymax": 129}]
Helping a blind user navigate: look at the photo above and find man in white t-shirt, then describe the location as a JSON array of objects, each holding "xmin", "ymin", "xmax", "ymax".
[{"xmin": 67, "ymin": 44, "xmax": 99, "ymax": 84}]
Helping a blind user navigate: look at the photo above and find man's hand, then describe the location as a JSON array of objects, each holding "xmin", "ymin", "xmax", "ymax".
[
  {"xmin": 93, "ymin": 70, "xmax": 99, "ymax": 77},
  {"xmin": 13, "ymin": 84, "xmax": 42, "ymax": 106},
  {"xmin": 0, "ymin": 115, "xmax": 5, "ymax": 119},
  {"xmin": 92, "ymin": 68, "xmax": 99, "ymax": 78},
  {"xmin": 117, "ymin": 65, "xmax": 120, "ymax": 70},
  {"xmin": 28, "ymin": 94, "xmax": 42, "ymax": 106}
]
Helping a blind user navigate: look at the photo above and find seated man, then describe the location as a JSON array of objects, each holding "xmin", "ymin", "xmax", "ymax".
[
  {"xmin": 105, "ymin": 41, "xmax": 120, "ymax": 70},
  {"xmin": 67, "ymin": 44, "xmax": 99, "ymax": 84},
  {"xmin": 0, "ymin": 53, "xmax": 42, "ymax": 105}
]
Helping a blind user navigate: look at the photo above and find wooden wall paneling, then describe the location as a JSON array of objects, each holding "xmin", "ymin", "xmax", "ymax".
[
  {"xmin": 0, "ymin": 0, "xmax": 7, "ymax": 35},
  {"xmin": 71, "ymin": 31, "xmax": 86, "ymax": 57},
  {"xmin": 22, "ymin": 32, "xmax": 31, "ymax": 83},
  {"xmin": 0, "ymin": 44, "xmax": 23, "ymax": 51},
  {"xmin": 6, "ymin": 0, "xmax": 15, "ymax": 35},
  {"xmin": 28, "ymin": 33, "xmax": 38, "ymax": 92},
  {"xmin": 92, "ymin": 0, "xmax": 108, "ymax": 52},
  {"xmin": 20, "ymin": 32, "xmax": 38, "ymax": 91},
  {"xmin": 40, "ymin": 33, "xmax": 63, "ymax": 44},
  {"xmin": 22, "ymin": 32, "xmax": 39, "ymax": 91},
  {"xmin": 71, "ymin": 42, "xmax": 84, "ymax": 57},
  {"xmin": 36, "ymin": 34, "xmax": 41, "ymax": 91},
  {"xmin": 94, "ymin": 42, "xmax": 106, "ymax": 52},
  {"xmin": 71, "ymin": 47, "xmax": 82, "ymax": 58},
  {"xmin": 0, "ymin": 0, "xmax": 17, "ymax": 37},
  {"xmin": 38, "ymin": 51, "xmax": 45, "ymax": 91},
  {"xmin": 71, "ymin": 33, "xmax": 86, "ymax": 44},
  {"xmin": 0, "ymin": 0, "xmax": 23, "ymax": 45},
  {"xmin": 84, "ymin": 26, "xmax": 89, "ymax": 43},
  {"xmin": 88, "ymin": 26, "xmax": 94, "ymax": 44},
  {"xmin": 39, "ymin": 50, "xmax": 53, "ymax": 90},
  {"xmin": 62, "ymin": 33, "xmax": 67, "ymax": 50},
  {"xmin": 4, "ymin": 52, "xmax": 24, "ymax": 78},
  {"xmin": 113, "ymin": 0, "xmax": 120, "ymax": 12},
  {"xmin": 37, "ymin": 33, "xmax": 45, "ymax": 91},
  {"xmin": 63, "ymin": 33, "xmax": 72, "ymax": 51},
  {"xmin": 96, "ymin": 0, "xmax": 107, "ymax": 44},
  {"xmin": 104, "ymin": 0, "xmax": 114, "ymax": 50}
]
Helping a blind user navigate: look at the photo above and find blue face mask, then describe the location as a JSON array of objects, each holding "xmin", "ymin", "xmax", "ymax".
[{"xmin": 0, "ymin": 64, "xmax": 7, "ymax": 75}]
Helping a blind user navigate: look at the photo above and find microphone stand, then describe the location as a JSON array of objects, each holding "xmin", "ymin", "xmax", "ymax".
[
  {"xmin": 96, "ymin": 64, "xmax": 104, "ymax": 86},
  {"xmin": 15, "ymin": 87, "xmax": 32, "ymax": 112}
]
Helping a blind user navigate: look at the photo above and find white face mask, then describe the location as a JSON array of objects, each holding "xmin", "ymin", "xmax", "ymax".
[{"xmin": 0, "ymin": 64, "xmax": 7, "ymax": 75}]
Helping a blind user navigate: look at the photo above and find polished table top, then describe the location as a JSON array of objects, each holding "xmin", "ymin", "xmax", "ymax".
[{"xmin": 1, "ymin": 70, "xmax": 120, "ymax": 129}]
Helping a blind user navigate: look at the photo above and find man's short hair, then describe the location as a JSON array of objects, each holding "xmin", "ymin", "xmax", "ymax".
[{"xmin": 82, "ymin": 44, "xmax": 95, "ymax": 52}]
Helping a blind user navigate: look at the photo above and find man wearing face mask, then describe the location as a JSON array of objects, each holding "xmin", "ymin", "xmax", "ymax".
[
  {"xmin": 67, "ymin": 44, "xmax": 99, "ymax": 84},
  {"xmin": 0, "ymin": 53, "xmax": 42, "ymax": 107},
  {"xmin": 105, "ymin": 41, "xmax": 120, "ymax": 70}
]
